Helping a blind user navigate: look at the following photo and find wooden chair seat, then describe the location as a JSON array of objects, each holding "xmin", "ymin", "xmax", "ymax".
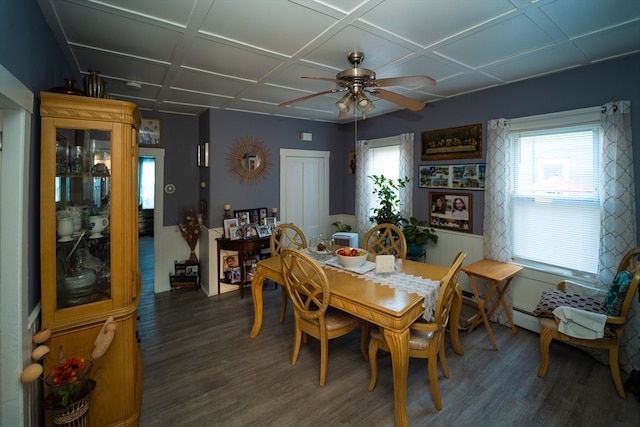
[
  {"xmin": 367, "ymin": 252, "xmax": 466, "ymax": 410},
  {"xmin": 281, "ymin": 249, "xmax": 367, "ymax": 386}
]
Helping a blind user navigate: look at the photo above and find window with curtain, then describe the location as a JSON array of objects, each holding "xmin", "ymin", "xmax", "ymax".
[
  {"xmin": 355, "ymin": 133, "xmax": 413, "ymax": 241},
  {"xmin": 509, "ymin": 113, "xmax": 601, "ymax": 276}
]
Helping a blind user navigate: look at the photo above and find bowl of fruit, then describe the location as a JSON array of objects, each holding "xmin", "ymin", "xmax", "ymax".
[{"xmin": 335, "ymin": 247, "xmax": 368, "ymax": 268}]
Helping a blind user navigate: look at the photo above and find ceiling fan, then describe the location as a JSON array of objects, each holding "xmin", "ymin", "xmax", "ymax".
[{"xmin": 279, "ymin": 51, "xmax": 436, "ymax": 119}]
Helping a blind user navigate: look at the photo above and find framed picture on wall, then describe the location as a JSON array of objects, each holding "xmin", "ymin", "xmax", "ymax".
[
  {"xmin": 428, "ymin": 192, "xmax": 472, "ymax": 233},
  {"xmin": 139, "ymin": 118, "xmax": 162, "ymax": 146}
]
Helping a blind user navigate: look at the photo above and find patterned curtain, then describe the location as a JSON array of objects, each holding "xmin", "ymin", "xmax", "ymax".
[
  {"xmin": 483, "ymin": 119, "xmax": 513, "ymax": 323},
  {"xmin": 398, "ymin": 133, "xmax": 414, "ymax": 221},
  {"xmin": 597, "ymin": 100, "xmax": 638, "ymax": 374},
  {"xmin": 355, "ymin": 133, "xmax": 414, "ymax": 245},
  {"xmin": 355, "ymin": 138, "xmax": 371, "ymax": 245}
]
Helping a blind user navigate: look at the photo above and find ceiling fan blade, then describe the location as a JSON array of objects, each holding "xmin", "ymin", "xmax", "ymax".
[
  {"xmin": 278, "ymin": 89, "xmax": 341, "ymax": 107},
  {"xmin": 372, "ymin": 75, "xmax": 436, "ymax": 87},
  {"xmin": 369, "ymin": 89, "xmax": 425, "ymax": 111}
]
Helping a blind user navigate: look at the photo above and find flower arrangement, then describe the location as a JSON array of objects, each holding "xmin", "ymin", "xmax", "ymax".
[
  {"xmin": 45, "ymin": 347, "xmax": 93, "ymax": 407},
  {"xmin": 178, "ymin": 207, "xmax": 202, "ymax": 262}
]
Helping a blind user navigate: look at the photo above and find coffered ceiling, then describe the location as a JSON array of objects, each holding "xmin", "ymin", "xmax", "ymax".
[{"xmin": 37, "ymin": 0, "xmax": 640, "ymax": 122}]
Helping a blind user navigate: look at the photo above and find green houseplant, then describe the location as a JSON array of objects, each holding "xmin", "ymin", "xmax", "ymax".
[
  {"xmin": 369, "ymin": 175, "xmax": 409, "ymax": 227},
  {"xmin": 401, "ymin": 216, "xmax": 438, "ymax": 256}
]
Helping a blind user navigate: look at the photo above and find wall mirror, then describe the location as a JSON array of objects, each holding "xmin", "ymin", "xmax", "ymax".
[{"xmin": 227, "ymin": 136, "xmax": 271, "ymax": 184}]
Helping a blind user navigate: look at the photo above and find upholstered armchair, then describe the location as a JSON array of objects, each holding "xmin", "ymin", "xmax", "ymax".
[{"xmin": 534, "ymin": 247, "xmax": 640, "ymax": 398}]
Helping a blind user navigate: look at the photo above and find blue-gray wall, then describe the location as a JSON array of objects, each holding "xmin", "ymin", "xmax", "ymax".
[
  {"xmin": 2, "ymin": 0, "xmax": 639, "ymax": 313},
  {"xmin": 1, "ymin": 0, "xmax": 76, "ymax": 311},
  {"xmin": 356, "ymin": 53, "xmax": 640, "ymax": 236}
]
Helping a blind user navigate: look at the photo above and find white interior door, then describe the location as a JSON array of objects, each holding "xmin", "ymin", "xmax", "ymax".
[{"xmin": 279, "ymin": 149, "xmax": 330, "ymax": 239}]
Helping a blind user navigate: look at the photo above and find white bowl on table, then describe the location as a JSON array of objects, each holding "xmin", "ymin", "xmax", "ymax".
[{"xmin": 335, "ymin": 248, "xmax": 368, "ymax": 268}]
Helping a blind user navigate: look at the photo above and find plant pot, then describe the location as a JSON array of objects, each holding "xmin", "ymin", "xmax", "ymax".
[{"xmin": 407, "ymin": 243, "xmax": 424, "ymax": 256}]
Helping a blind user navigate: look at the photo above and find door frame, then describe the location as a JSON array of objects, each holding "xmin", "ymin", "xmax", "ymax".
[
  {"xmin": 279, "ymin": 148, "xmax": 330, "ymax": 238},
  {"xmin": 0, "ymin": 65, "xmax": 34, "ymax": 426},
  {"xmin": 138, "ymin": 147, "xmax": 164, "ymax": 294}
]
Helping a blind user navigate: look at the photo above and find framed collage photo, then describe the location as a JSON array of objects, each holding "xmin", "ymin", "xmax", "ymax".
[{"xmin": 428, "ymin": 192, "xmax": 472, "ymax": 233}]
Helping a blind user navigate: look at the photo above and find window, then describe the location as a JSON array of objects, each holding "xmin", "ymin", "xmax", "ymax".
[
  {"xmin": 367, "ymin": 143, "xmax": 400, "ymax": 211},
  {"xmin": 509, "ymin": 108, "xmax": 601, "ymax": 275}
]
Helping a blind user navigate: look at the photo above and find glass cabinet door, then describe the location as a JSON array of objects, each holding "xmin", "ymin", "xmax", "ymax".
[{"xmin": 54, "ymin": 128, "xmax": 112, "ymax": 309}]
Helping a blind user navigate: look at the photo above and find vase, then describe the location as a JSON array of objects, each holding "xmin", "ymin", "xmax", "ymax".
[
  {"xmin": 48, "ymin": 78, "xmax": 84, "ymax": 96},
  {"xmin": 83, "ymin": 69, "xmax": 106, "ymax": 98},
  {"xmin": 45, "ymin": 360, "xmax": 93, "ymax": 408}
]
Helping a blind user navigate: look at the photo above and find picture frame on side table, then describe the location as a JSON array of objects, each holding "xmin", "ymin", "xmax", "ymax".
[
  {"xmin": 229, "ymin": 225, "xmax": 243, "ymax": 240},
  {"xmin": 244, "ymin": 223, "xmax": 259, "ymax": 239},
  {"xmin": 234, "ymin": 210, "xmax": 250, "ymax": 226},
  {"xmin": 265, "ymin": 217, "xmax": 277, "ymax": 230},
  {"xmin": 223, "ymin": 218, "xmax": 239, "ymax": 239},
  {"xmin": 257, "ymin": 225, "xmax": 271, "ymax": 238}
]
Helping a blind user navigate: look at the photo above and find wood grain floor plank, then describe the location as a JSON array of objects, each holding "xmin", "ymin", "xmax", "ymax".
[{"xmin": 137, "ymin": 237, "xmax": 640, "ymax": 426}]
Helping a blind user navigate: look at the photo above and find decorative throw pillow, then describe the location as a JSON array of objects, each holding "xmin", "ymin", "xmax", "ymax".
[
  {"xmin": 603, "ymin": 270, "xmax": 633, "ymax": 316},
  {"xmin": 533, "ymin": 289, "xmax": 607, "ymax": 318}
]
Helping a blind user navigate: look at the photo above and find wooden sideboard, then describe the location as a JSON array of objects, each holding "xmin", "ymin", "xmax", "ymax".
[{"xmin": 216, "ymin": 237, "xmax": 270, "ymax": 298}]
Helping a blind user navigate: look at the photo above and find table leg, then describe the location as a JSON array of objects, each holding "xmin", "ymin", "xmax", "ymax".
[
  {"xmin": 467, "ymin": 275, "xmax": 498, "ymax": 351},
  {"xmin": 249, "ymin": 271, "xmax": 266, "ymax": 338},
  {"xmin": 495, "ymin": 278, "xmax": 518, "ymax": 334},
  {"xmin": 382, "ymin": 327, "xmax": 410, "ymax": 427},
  {"xmin": 449, "ymin": 285, "xmax": 464, "ymax": 355}
]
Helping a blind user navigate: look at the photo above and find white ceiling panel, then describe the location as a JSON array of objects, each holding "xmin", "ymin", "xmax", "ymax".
[
  {"xmin": 37, "ymin": 0, "xmax": 640, "ymax": 120},
  {"xmin": 201, "ymin": 0, "xmax": 339, "ymax": 56},
  {"xmin": 358, "ymin": 0, "xmax": 516, "ymax": 47}
]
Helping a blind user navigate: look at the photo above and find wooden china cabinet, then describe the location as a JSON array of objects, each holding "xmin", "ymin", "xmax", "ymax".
[{"xmin": 39, "ymin": 92, "xmax": 143, "ymax": 426}]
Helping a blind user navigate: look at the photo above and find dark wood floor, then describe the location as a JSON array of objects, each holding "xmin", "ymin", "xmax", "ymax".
[{"xmin": 137, "ymin": 237, "xmax": 640, "ymax": 426}]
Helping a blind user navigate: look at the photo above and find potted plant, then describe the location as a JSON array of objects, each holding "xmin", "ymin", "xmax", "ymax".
[
  {"xmin": 369, "ymin": 175, "xmax": 410, "ymax": 227},
  {"xmin": 401, "ymin": 216, "xmax": 438, "ymax": 256}
]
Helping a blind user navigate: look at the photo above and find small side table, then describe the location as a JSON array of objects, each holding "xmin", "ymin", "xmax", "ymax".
[
  {"xmin": 216, "ymin": 236, "xmax": 270, "ymax": 298},
  {"xmin": 462, "ymin": 258, "xmax": 523, "ymax": 350}
]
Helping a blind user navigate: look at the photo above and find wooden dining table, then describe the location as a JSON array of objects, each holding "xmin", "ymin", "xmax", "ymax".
[{"xmin": 249, "ymin": 254, "xmax": 464, "ymax": 427}]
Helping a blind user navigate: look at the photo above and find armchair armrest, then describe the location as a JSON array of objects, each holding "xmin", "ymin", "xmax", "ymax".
[{"xmin": 558, "ymin": 280, "xmax": 608, "ymax": 300}]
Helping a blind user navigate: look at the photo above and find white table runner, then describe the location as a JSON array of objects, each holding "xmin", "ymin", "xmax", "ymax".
[{"xmin": 306, "ymin": 250, "xmax": 439, "ymax": 320}]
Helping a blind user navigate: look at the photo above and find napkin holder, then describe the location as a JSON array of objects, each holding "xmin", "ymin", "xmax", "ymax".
[{"xmin": 375, "ymin": 255, "xmax": 395, "ymax": 273}]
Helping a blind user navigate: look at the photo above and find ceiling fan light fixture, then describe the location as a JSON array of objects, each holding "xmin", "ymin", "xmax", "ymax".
[
  {"xmin": 336, "ymin": 93, "xmax": 354, "ymax": 113},
  {"xmin": 356, "ymin": 95, "xmax": 374, "ymax": 113}
]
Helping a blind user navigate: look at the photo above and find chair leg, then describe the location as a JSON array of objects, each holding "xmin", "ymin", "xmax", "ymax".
[
  {"xmin": 438, "ymin": 340, "xmax": 449, "ymax": 379},
  {"xmin": 428, "ymin": 351, "xmax": 442, "ymax": 410},
  {"xmin": 537, "ymin": 328, "xmax": 552, "ymax": 377},
  {"xmin": 279, "ymin": 285, "xmax": 288, "ymax": 324},
  {"xmin": 609, "ymin": 344, "xmax": 627, "ymax": 399},
  {"xmin": 319, "ymin": 335, "xmax": 328, "ymax": 387},
  {"xmin": 367, "ymin": 339, "xmax": 379, "ymax": 392},
  {"xmin": 291, "ymin": 324, "xmax": 302, "ymax": 366}
]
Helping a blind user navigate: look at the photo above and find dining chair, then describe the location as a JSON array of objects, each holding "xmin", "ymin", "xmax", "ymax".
[
  {"xmin": 367, "ymin": 251, "xmax": 466, "ymax": 410},
  {"xmin": 270, "ymin": 223, "xmax": 307, "ymax": 324},
  {"xmin": 280, "ymin": 248, "xmax": 367, "ymax": 386},
  {"xmin": 535, "ymin": 247, "xmax": 640, "ymax": 398},
  {"xmin": 363, "ymin": 223, "xmax": 407, "ymax": 259}
]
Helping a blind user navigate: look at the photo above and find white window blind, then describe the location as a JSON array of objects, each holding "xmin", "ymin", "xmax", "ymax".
[
  {"xmin": 367, "ymin": 142, "xmax": 400, "ymax": 212},
  {"xmin": 510, "ymin": 109, "xmax": 601, "ymax": 275}
]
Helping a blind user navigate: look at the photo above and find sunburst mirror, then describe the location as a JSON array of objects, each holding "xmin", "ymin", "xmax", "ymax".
[{"xmin": 227, "ymin": 136, "xmax": 271, "ymax": 184}]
